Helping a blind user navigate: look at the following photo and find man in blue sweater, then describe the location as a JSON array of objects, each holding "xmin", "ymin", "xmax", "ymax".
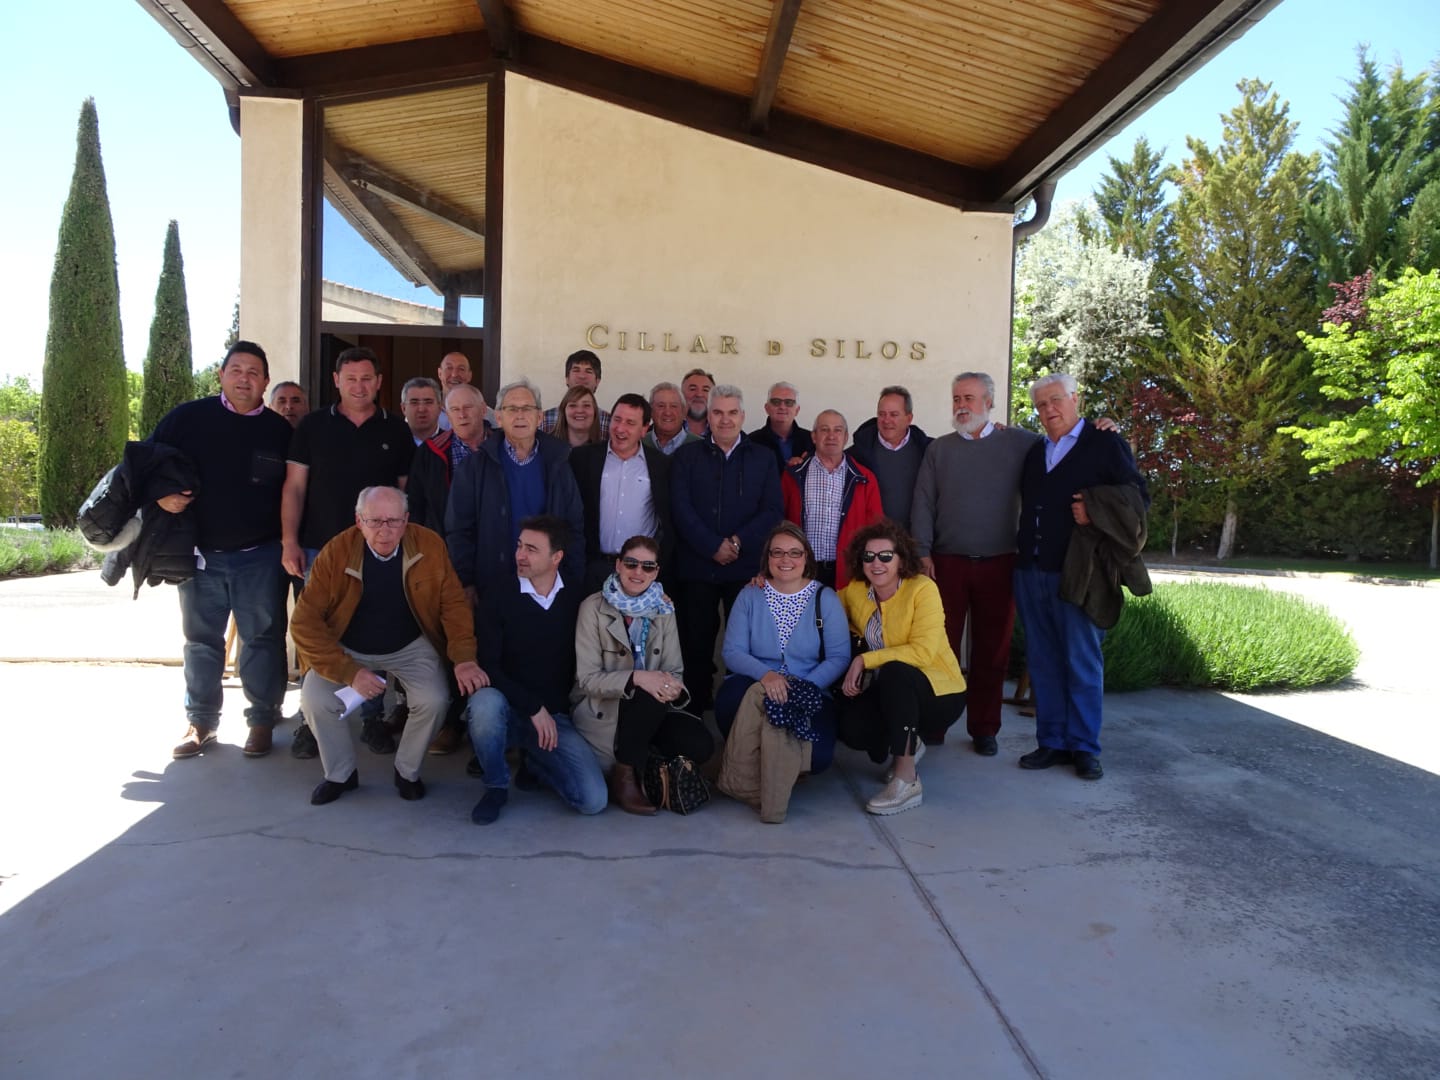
[
  {"xmin": 669, "ymin": 385, "xmax": 783, "ymax": 712},
  {"xmin": 150, "ymin": 342, "xmax": 293, "ymax": 760},
  {"xmin": 465, "ymin": 516, "xmax": 605, "ymax": 824},
  {"xmin": 1014, "ymin": 373, "xmax": 1148, "ymax": 781}
]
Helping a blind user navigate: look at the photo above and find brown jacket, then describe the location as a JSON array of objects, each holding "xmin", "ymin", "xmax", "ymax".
[{"xmin": 291, "ymin": 524, "xmax": 477, "ymax": 686}]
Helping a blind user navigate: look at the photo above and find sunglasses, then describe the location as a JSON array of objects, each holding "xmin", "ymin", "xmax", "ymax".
[
  {"xmin": 860, "ymin": 550, "xmax": 898, "ymax": 564},
  {"xmin": 620, "ymin": 557, "xmax": 660, "ymax": 572},
  {"xmin": 768, "ymin": 397, "xmax": 797, "ymax": 408}
]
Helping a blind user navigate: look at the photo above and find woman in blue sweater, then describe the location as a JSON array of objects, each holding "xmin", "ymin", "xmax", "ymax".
[{"xmin": 714, "ymin": 523, "xmax": 851, "ymax": 820}]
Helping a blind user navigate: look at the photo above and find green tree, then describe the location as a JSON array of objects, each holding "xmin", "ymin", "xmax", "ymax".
[
  {"xmin": 0, "ymin": 376, "xmax": 42, "ymax": 426},
  {"xmin": 128, "ymin": 371, "xmax": 144, "ymax": 440},
  {"xmin": 39, "ymin": 99, "xmax": 127, "ymax": 527},
  {"xmin": 1167, "ymin": 79, "xmax": 1320, "ymax": 558},
  {"xmin": 1284, "ymin": 267, "xmax": 1440, "ymax": 567},
  {"xmin": 139, "ymin": 220, "xmax": 194, "ymax": 435},
  {"xmin": 1087, "ymin": 136, "xmax": 1177, "ymax": 279},
  {"xmin": 1303, "ymin": 50, "xmax": 1440, "ymax": 288},
  {"xmin": 0, "ymin": 420, "xmax": 39, "ymax": 518}
]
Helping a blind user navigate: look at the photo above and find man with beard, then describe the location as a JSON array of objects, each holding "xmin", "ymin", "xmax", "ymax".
[{"xmin": 680, "ymin": 368, "xmax": 714, "ymax": 438}]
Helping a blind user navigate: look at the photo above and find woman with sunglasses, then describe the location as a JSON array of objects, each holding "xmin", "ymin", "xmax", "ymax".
[
  {"xmin": 572, "ymin": 535, "xmax": 713, "ymax": 814},
  {"xmin": 552, "ymin": 385, "xmax": 602, "ymax": 448},
  {"xmin": 838, "ymin": 519, "xmax": 966, "ymax": 815},
  {"xmin": 715, "ymin": 521, "xmax": 851, "ymax": 822}
]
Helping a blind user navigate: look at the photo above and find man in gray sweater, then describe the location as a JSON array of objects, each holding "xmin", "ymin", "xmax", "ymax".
[{"xmin": 912, "ymin": 372, "xmax": 1039, "ymax": 756}]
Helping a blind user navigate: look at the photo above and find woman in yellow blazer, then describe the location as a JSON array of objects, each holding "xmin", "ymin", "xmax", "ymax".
[{"xmin": 838, "ymin": 519, "xmax": 966, "ymax": 816}]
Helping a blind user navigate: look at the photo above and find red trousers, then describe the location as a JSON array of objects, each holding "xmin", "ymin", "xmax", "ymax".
[{"xmin": 931, "ymin": 552, "xmax": 1016, "ymax": 738}]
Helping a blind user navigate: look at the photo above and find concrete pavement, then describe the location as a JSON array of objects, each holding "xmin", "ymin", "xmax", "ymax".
[{"xmin": 1, "ymin": 569, "xmax": 1437, "ymax": 1079}]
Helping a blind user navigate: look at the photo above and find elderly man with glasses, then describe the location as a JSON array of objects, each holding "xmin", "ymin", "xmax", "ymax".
[
  {"xmin": 446, "ymin": 377, "xmax": 587, "ymax": 601},
  {"xmin": 290, "ymin": 486, "xmax": 485, "ymax": 806}
]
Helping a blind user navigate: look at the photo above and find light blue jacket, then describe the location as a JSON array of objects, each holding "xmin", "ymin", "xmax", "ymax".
[{"xmin": 722, "ymin": 583, "xmax": 851, "ymax": 690}]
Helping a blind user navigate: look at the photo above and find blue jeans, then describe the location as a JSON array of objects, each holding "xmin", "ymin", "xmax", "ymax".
[
  {"xmin": 1013, "ymin": 567, "xmax": 1106, "ymax": 755},
  {"xmin": 177, "ymin": 542, "xmax": 287, "ymax": 729},
  {"xmin": 465, "ymin": 687, "xmax": 607, "ymax": 814}
]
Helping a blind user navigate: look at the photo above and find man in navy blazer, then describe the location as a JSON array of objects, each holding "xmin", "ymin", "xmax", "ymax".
[{"xmin": 1013, "ymin": 373, "xmax": 1148, "ymax": 781}]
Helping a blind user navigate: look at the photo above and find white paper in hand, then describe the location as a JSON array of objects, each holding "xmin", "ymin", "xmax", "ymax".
[{"xmin": 336, "ymin": 676, "xmax": 385, "ymax": 719}]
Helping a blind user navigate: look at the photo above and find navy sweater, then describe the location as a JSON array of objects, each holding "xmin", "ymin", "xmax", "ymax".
[{"xmin": 476, "ymin": 575, "xmax": 581, "ymax": 718}]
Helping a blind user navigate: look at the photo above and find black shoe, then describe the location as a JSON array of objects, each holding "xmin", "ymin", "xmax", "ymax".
[
  {"xmin": 361, "ymin": 716, "xmax": 398, "ymax": 755},
  {"xmin": 290, "ymin": 722, "xmax": 319, "ymax": 760},
  {"xmin": 470, "ymin": 788, "xmax": 508, "ymax": 825},
  {"xmin": 1072, "ymin": 751, "xmax": 1104, "ymax": 781},
  {"xmin": 514, "ymin": 762, "xmax": 542, "ymax": 792},
  {"xmin": 466, "ymin": 754, "xmax": 483, "ymax": 779},
  {"xmin": 1018, "ymin": 746, "xmax": 1073, "ymax": 770},
  {"xmin": 394, "ymin": 769, "xmax": 426, "ymax": 801},
  {"xmin": 310, "ymin": 769, "xmax": 358, "ymax": 805},
  {"xmin": 972, "ymin": 735, "xmax": 998, "ymax": 757}
]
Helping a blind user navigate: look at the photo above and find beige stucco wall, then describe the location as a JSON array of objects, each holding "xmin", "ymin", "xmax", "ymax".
[
  {"xmin": 501, "ymin": 75, "xmax": 1014, "ymax": 437},
  {"xmin": 239, "ymin": 96, "xmax": 304, "ymax": 386}
]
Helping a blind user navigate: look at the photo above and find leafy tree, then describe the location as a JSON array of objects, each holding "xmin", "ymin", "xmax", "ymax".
[
  {"xmin": 193, "ymin": 363, "xmax": 221, "ymax": 399},
  {"xmin": 139, "ymin": 220, "xmax": 194, "ymax": 435},
  {"xmin": 1284, "ymin": 267, "xmax": 1440, "ymax": 567},
  {"xmin": 1167, "ymin": 79, "xmax": 1320, "ymax": 558},
  {"xmin": 39, "ymin": 99, "xmax": 127, "ymax": 528},
  {"xmin": 128, "ymin": 371, "xmax": 144, "ymax": 440},
  {"xmin": 1014, "ymin": 204, "xmax": 1159, "ymax": 422},
  {"xmin": 1086, "ymin": 136, "xmax": 1177, "ymax": 281},
  {"xmin": 0, "ymin": 376, "xmax": 42, "ymax": 426},
  {"xmin": 0, "ymin": 420, "xmax": 39, "ymax": 518},
  {"xmin": 1303, "ymin": 50, "xmax": 1440, "ymax": 288}
]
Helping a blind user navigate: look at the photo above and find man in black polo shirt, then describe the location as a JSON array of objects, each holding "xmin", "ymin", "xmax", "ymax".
[
  {"xmin": 281, "ymin": 346, "xmax": 412, "ymax": 757},
  {"xmin": 150, "ymin": 341, "xmax": 293, "ymax": 759}
]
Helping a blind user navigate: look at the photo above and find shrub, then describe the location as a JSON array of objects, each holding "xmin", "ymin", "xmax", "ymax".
[
  {"xmin": 0, "ymin": 527, "xmax": 96, "ymax": 578},
  {"xmin": 1015, "ymin": 582, "xmax": 1359, "ymax": 692}
]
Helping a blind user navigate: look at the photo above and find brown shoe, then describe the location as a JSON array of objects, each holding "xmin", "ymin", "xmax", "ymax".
[
  {"xmin": 427, "ymin": 725, "xmax": 464, "ymax": 756},
  {"xmin": 173, "ymin": 724, "xmax": 217, "ymax": 759},
  {"xmin": 609, "ymin": 763, "xmax": 656, "ymax": 816},
  {"xmin": 242, "ymin": 726, "xmax": 273, "ymax": 757}
]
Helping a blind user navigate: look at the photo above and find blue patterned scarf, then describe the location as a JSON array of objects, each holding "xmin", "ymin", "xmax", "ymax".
[{"xmin": 601, "ymin": 574, "xmax": 674, "ymax": 669}]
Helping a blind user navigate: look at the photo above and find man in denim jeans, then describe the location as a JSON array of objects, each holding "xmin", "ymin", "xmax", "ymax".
[
  {"xmin": 466, "ymin": 516, "xmax": 606, "ymax": 824},
  {"xmin": 150, "ymin": 342, "xmax": 294, "ymax": 759}
]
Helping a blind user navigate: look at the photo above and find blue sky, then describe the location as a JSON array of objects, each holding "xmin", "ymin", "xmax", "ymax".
[{"xmin": 1, "ymin": 1, "xmax": 1437, "ymax": 384}]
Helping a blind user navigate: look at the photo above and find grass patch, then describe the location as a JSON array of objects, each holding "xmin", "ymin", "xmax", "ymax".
[
  {"xmin": 1015, "ymin": 582, "xmax": 1359, "ymax": 692},
  {"xmin": 0, "ymin": 527, "xmax": 96, "ymax": 579}
]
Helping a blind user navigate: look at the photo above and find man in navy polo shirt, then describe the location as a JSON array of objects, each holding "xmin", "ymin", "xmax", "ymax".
[
  {"xmin": 151, "ymin": 341, "xmax": 293, "ymax": 760},
  {"xmin": 281, "ymin": 345, "xmax": 412, "ymax": 758}
]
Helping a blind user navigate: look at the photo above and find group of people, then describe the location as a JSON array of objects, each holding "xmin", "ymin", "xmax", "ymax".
[{"xmin": 140, "ymin": 339, "xmax": 1148, "ymax": 825}]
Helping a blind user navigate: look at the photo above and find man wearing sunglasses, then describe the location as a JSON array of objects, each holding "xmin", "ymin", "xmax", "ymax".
[
  {"xmin": 570, "ymin": 393, "xmax": 674, "ymax": 593},
  {"xmin": 291, "ymin": 486, "xmax": 484, "ymax": 806},
  {"xmin": 750, "ymin": 380, "xmax": 814, "ymax": 472}
]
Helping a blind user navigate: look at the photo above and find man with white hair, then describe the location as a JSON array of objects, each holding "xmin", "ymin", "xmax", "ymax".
[
  {"xmin": 781, "ymin": 409, "xmax": 882, "ymax": 588},
  {"xmin": 290, "ymin": 486, "xmax": 485, "ymax": 805},
  {"xmin": 912, "ymin": 372, "xmax": 1041, "ymax": 756},
  {"xmin": 670, "ymin": 384, "xmax": 783, "ymax": 712},
  {"xmin": 750, "ymin": 380, "xmax": 814, "ymax": 471},
  {"xmin": 644, "ymin": 381, "xmax": 700, "ymax": 455},
  {"xmin": 1013, "ymin": 373, "xmax": 1147, "ymax": 781},
  {"xmin": 408, "ymin": 383, "xmax": 489, "ymax": 534}
]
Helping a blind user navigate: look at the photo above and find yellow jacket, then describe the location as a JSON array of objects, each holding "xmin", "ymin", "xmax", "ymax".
[
  {"xmin": 291, "ymin": 524, "xmax": 477, "ymax": 687},
  {"xmin": 839, "ymin": 575, "xmax": 965, "ymax": 697}
]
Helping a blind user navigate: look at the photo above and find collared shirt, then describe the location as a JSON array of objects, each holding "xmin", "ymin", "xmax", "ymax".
[
  {"xmin": 519, "ymin": 572, "xmax": 565, "ymax": 611},
  {"xmin": 803, "ymin": 456, "xmax": 846, "ymax": 560},
  {"xmin": 600, "ymin": 444, "xmax": 656, "ymax": 554},
  {"xmin": 219, "ymin": 391, "xmax": 266, "ymax": 417},
  {"xmin": 1044, "ymin": 418, "xmax": 1085, "ymax": 471},
  {"xmin": 411, "ymin": 426, "xmax": 440, "ymax": 446},
  {"xmin": 504, "ymin": 438, "xmax": 539, "ymax": 466},
  {"xmin": 447, "ymin": 434, "xmax": 478, "ymax": 471},
  {"xmin": 364, "ymin": 540, "xmax": 400, "ymax": 562},
  {"xmin": 715, "ymin": 436, "xmax": 742, "ymax": 460},
  {"xmin": 654, "ymin": 427, "xmax": 691, "ymax": 456},
  {"xmin": 877, "ymin": 428, "xmax": 912, "ymax": 452},
  {"xmin": 288, "ymin": 405, "xmax": 413, "ymax": 550},
  {"xmin": 960, "ymin": 421, "xmax": 996, "ymax": 441}
]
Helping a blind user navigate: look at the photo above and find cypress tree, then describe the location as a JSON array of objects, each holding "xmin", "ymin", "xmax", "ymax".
[
  {"xmin": 139, "ymin": 220, "xmax": 194, "ymax": 435},
  {"xmin": 39, "ymin": 99, "xmax": 128, "ymax": 527}
]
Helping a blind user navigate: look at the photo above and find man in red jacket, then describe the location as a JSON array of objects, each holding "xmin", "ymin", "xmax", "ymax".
[{"xmin": 781, "ymin": 409, "xmax": 883, "ymax": 589}]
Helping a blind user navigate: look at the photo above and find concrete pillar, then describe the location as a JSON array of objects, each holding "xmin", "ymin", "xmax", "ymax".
[{"xmin": 239, "ymin": 96, "xmax": 305, "ymax": 387}]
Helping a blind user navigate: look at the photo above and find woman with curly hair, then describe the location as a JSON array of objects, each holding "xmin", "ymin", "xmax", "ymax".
[
  {"xmin": 837, "ymin": 519, "xmax": 966, "ymax": 815},
  {"xmin": 552, "ymin": 385, "xmax": 602, "ymax": 448}
]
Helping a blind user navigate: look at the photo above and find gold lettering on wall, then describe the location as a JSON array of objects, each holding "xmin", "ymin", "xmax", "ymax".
[
  {"xmin": 637, "ymin": 332, "xmax": 655, "ymax": 352},
  {"xmin": 810, "ymin": 339, "xmax": 826, "ymax": 357},
  {"xmin": 582, "ymin": 325, "xmax": 932, "ymax": 362},
  {"xmin": 719, "ymin": 336, "xmax": 738, "ymax": 355},
  {"xmin": 663, "ymin": 333, "xmax": 680, "ymax": 352},
  {"xmin": 856, "ymin": 340, "xmax": 873, "ymax": 359},
  {"xmin": 618, "ymin": 331, "xmax": 628, "ymax": 350},
  {"xmin": 690, "ymin": 335, "xmax": 709, "ymax": 354},
  {"xmin": 586, "ymin": 324, "xmax": 609, "ymax": 348},
  {"xmin": 910, "ymin": 342, "xmax": 927, "ymax": 360},
  {"xmin": 880, "ymin": 341, "xmax": 898, "ymax": 359},
  {"xmin": 767, "ymin": 340, "xmax": 782, "ymax": 355}
]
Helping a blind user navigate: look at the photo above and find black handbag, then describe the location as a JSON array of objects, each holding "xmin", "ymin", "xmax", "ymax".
[{"xmin": 642, "ymin": 752, "xmax": 710, "ymax": 814}]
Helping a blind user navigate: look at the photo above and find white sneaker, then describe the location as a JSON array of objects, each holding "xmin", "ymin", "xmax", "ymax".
[
  {"xmin": 883, "ymin": 739, "xmax": 925, "ymax": 784},
  {"xmin": 866, "ymin": 775, "xmax": 923, "ymax": 815}
]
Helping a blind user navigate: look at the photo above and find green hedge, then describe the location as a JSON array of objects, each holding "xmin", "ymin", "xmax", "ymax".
[
  {"xmin": 1016, "ymin": 582, "xmax": 1359, "ymax": 692},
  {"xmin": 0, "ymin": 528, "xmax": 94, "ymax": 578}
]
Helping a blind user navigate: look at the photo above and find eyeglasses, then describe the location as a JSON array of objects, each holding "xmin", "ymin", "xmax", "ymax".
[
  {"xmin": 768, "ymin": 398, "xmax": 797, "ymax": 408},
  {"xmin": 360, "ymin": 516, "xmax": 405, "ymax": 529},
  {"xmin": 620, "ymin": 557, "xmax": 660, "ymax": 572},
  {"xmin": 860, "ymin": 550, "xmax": 898, "ymax": 564},
  {"xmin": 499, "ymin": 404, "xmax": 539, "ymax": 414},
  {"xmin": 768, "ymin": 548, "xmax": 806, "ymax": 560}
]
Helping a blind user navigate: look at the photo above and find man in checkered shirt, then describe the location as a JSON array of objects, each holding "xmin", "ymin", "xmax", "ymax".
[{"xmin": 779, "ymin": 409, "xmax": 883, "ymax": 589}]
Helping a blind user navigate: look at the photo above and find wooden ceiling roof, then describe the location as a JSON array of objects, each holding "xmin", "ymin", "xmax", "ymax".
[{"xmin": 140, "ymin": 0, "xmax": 1279, "ymax": 290}]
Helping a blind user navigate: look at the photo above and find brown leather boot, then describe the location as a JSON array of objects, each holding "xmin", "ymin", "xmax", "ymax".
[{"xmin": 610, "ymin": 763, "xmax": 656, "ymax": 815}]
